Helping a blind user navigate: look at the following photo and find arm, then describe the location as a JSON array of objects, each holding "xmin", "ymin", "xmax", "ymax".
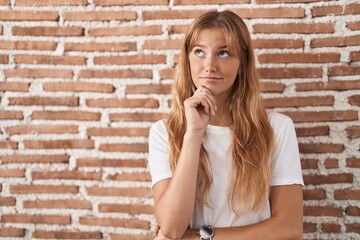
[{"xmin": 182, "ymin": 184, "xmax": 303, "ymax": 240}]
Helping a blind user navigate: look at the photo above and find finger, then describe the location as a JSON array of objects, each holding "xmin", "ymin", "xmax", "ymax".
[
  {"xmin": 192, "ymin": 93, "xmax": 216, "ymax": 116},
  {"xmin": 193, "ymin": 87, "xmax": 217, "ymax": 113}
]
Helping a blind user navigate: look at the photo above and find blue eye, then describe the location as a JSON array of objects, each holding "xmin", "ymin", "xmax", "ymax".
[
  {"xmin": 194, "ymin": 49, "xmax": 204, "ymax": 57},
  {"xmin": 218, "ymin": 50, "xmax": 229, "ymax": 58}
]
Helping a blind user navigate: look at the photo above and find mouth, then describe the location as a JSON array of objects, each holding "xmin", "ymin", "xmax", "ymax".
[{"xmin": 200, "ymin": 76, "xmax": 222, "ymax": 81}]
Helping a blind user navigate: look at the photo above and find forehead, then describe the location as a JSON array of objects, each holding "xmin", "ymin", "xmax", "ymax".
[{"xmin": 194, "ymin": 28, "xmax": 226, "ymax": 46}]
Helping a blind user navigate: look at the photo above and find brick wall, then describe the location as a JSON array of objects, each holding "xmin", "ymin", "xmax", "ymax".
[{"xmin": 0, "ymin": 0, "xmax": 359, "ymax": 239}]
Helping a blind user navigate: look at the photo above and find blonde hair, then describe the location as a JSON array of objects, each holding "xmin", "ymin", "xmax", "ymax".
[{"xmin": 167, "ymin": 10, "xmax": 274, "ymax": 216}]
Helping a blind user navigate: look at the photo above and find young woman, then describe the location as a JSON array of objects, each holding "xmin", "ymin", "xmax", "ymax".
[{"xmin": 148, "ymin": 10, "xmax": 304, "ymax": 240}]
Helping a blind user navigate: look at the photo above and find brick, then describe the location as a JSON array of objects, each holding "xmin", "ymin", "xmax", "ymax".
[
  {"xmin": 5, "ymin": 69, "xmax": 73, "ymax": 78},
  {"xmin": 0, "ymin": 140, "xmax": 18, "ymax": 149},
  {"xmin": 346, "ymin": 158, "xmax": 360, "ymax": 168},
  {"xmin": 86, "ymin": 186, "xmax": 151, "ymax": 198},
  {"xmin": 0, "ymin": 82, "xmax": 30, "ymax": 91},
  {"xmin": 15, "ymin": 0, "xmax": 87, "ymax": 6},
  {"xmin": 99, "ymin": 143, "xmax": 148, "ymax": 152},
  {"xmin": 87, "ymin": 127, "xmax": 149, "ymax": 137},
  {"xmin": 109, "ymin": 112, "xmax": 168, "ymax": 122},
  {"xmin": 257, "ymin": 0, "xmax": 331, "ymax": 2},
  {"xmin": 0, "ymin": 197, "xmax": 16, "ymax": 206},
  {"xmin": 233, "ymin": 7, "xmax": 305, "ymax": 19},
  {"xmin": 31, "ymin": 111, "xmax": 101, "ymax": 121},
  {"xmin": 76, "ymin": 158, "xmax": 147, "ymax": 168},
  {"xmin": 15, "ymin": 54, "xmax": 86, "ymax": 65},
  {"xmin": 10, "ymin": 185, "xmax": 78, "ymax": 194},
  {"xmin": 89, "ymin": 25, "xmax": 162, "ymax": 37},
  {"xmin": 253, "ymin": 23, "xmax": 333, "ymax": 33},
  {"xmin": 174, "ymin": 0, "xmax": 249, "ymax": 4},
  {"xmin": 94, "ymin": 0, "xmax": 167, "ymax": 6},
  {"xmin": 1, "ymin": 214, "xmax": 71, "ymax": 225},
  {"xmin": 0, "ymin": 40, "xmax": 56, "ymax": 50},
  {"xmin": 334, "ymin": 189, "xmax": 360, "ymax": 200},
  {"xmin": 312, "ymin": 4, "xmax": 360, "ymax": 17},
  {"xmin": 303, "ymin": 173, "xmax": 353, "ymax": 185},
  {"xmin": 108, "ymin": 172, "xmax": 151, "ymax": 182},
  {"xmin": 79, "ymin": 69, "xmax": 152, "ymax": 79},
  {"xmin": 168, "ymin": 25, "xmax": 188, "ymax": 35},
  {"xmin": 0, "ymin": 0, "xmax": 7, "ymax": 5},
  {"xmin": 303, "ymin": 206, "xmax": 343, "ymax": 217},
  {"xmin": 0, "ymin": 111, "xmax": 23, "ymax": 119},
  {"xmin": 43, "ymin": 82, "xmax": 114, "ymax": 93},
  {"xmin": 8, "ymin": 96, "xmax": 79, "ymax": 106},
  {"xmin": 0, "ymin": 154, "xmax": 69, "ymax": 164},
  {"xmin": 258, "ymin": 67, "xmax": 322, "ymax": 79},
  {"xmin": 299, "ymin": 143, "xmax": 344, "ymax": 153},
  {"xmin": 7, "ymin": 124, "xmax": 78, "ymax": 135},
  {"xmin": 110, "ymin": 233, "xmax": 153, "ymax": 240},
  {"xmin": 143, "ymin": 39, "xmax": 183, "ymax": 50},
  {"xmin": 0, "ymin": 54, "xmax": 7, "ymax": 63},
  {"xmin": 350, "ymin": 51, "xmax": 360, "ymax": 61},
  {"xmin": 260, "ymin": 82, "xmax": 285, "ymax": 93},
  {"xmin": 86, "ymin": 98, "xmax": 159, "ymax": 108},
  {"xmin": 264, "ymin": 96, "xmax": 333, "ymax": 108},
  {"xmin": 160, "ymin": 69, "xmax": 174, "ymax": 80},
  {"xmin": 126, "ymin": 84, "xmax": 171, "ymax": 94},
  {"xmin": 346, "ymin": 223, "xmax": 360, "ymax": 234},
  {"xmin": 322, "ymin": 223, "xmax": 341, "ymax": 233},
  {"xmin": 347, "ymin": 21, "xmax": 360, "ymax": 31},
  {"xmin": 296, "ymin": 80, "xmax": 360, "ymax": 92},
  {"xmin": 345, "ymin": 206, "xmax": 360, "ymax": 216},
  {"xmin": 253, "ymin": 37, "xmax": 295, "ymax": 50},
  {"xmin": 303, "ymin": 222, "xmax": 317, "ymax": 233},
  {"xmin": 348, "ymin": 95, "xmax": 360, "ymax": 106},
  {"xmin": 24, "ymin": 199, "xmax": 92, "ymax": 209},
  {"xmin": 296, "ymin": 125, "xmax": 329, "ymax": 137},
  {"xmin": 0, "ymin": 11, "xmax": 58, "ymax": 21},
  {"xmin": 13, "ymin": 26, "xmax": 84, "ymax": 36},
  {"xmin": 301, "ymin": 158, "xmax": 318, "ymax": 169},
  {"xmin": 24, "ymin": 139, "xmax": 94, "ymax": 149},
  {"xmin": 258, "ymin": 53, "xmax": 339, "ymax": 64},
  {"xmin": 33, "ymin": 230, "xmax": 102, "ymax": 239},
  {"xmin": 64, "ymin": 11, "xmax": 136, "ymax": 21},
  {"xmin": 32, "ymin": 170, "xmax": 102, "ymax": 181},
  {"xmin": 99, "ymin": 203, "xmax": 152, "ymax": 214},
  {"xmin": 79, "ymin": 216, "xmax": 149, "ymax": 229},
  {"xmin": 283, "ymin": 111, "xmax": 358, "ymax": 123},
  {"xmin": 143, "ymin": 10, "xmax": 210, "ymax": 20},
  {"xmin": 94, "ymin": 54, "xmax": 166, "ymax": 65},
  {"xmin": 0, "ymin": 169, "xmax": 24, "ymax": 178},
  {"xmin": 303, "ymin": 189, "xmax": 326, "ymax": 200},
  {"xmin": 311, "ymin": 35, "xmax": 360, "ymax": 48},
  {"xmin": 0, "ymin": 227, "xmax": 25, "ymax": 237},
  {"xmin": 324, "ymin": 158, "xmax": 338, "ymax": 169},
  {"xmin": 65, "ymin": 42, "xmax": 136, "ymax": 52}
]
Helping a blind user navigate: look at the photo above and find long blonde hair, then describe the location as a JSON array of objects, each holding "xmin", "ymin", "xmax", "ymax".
[{"xmin": 167, "ymin": 10, "xmax": 274, "ymax": 216}]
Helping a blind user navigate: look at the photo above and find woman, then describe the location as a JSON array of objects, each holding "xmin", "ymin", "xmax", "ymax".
[{"xmin": 148, "ymin": 10, "xmax": 304, "ymax": 240}]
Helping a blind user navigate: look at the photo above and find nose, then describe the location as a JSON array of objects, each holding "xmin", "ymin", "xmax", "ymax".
[{"xmin": 204, "ymin": 55, "xmax": 218, "ymax": 73}]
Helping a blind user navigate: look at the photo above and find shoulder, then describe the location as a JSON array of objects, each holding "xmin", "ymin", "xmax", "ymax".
[
  {"xmin": 267, "ymin": 111, "xmax": 295, "ymax": 133},
  {"xmin": 149, "ymin": 119, "xmax": 168, "ymax": 140}
]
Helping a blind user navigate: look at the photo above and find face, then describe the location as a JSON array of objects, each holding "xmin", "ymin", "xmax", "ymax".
[{"xmin": 188, "ymin": 27, "xmax": 240, "ymax": 100}]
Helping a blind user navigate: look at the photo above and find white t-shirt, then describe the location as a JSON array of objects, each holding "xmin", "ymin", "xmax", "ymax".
[{"xmin": 148, "ymin": 112, "xmax": 304, "ymax": 228}]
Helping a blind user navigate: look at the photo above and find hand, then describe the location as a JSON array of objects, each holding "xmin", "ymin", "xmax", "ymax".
[{"xmin": 184, "ymin": 86, "xmax": 217, "ymax": 135}]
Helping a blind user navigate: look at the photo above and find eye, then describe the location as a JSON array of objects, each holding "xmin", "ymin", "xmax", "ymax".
[
  {"xmin": 218, "ymin": 50, "xmax": 229, "ymax": 58},
  {"xmin": 194, "ymin": 49, "xmax": 204, "ymax": 57}
]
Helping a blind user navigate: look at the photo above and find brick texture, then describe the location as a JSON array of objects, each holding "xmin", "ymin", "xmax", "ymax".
[{"xmin": 0, "ymin": 1, "xmax": 358, "ymax": 240}]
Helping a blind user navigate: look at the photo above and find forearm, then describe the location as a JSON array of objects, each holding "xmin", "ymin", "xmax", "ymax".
[{"xmin": 155, "ymin": 132, "xmax": 203, "ymax": 238}]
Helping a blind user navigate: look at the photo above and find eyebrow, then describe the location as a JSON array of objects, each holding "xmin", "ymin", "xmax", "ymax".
[{"xmin": 194, "ymin": 44, "xmax": 228, "ymax": 49}]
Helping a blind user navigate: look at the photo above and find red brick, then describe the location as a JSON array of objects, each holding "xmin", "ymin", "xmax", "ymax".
[
  {"xmin": 65, "ymin": 42, "xmax": 136, "ymax": 52},
  {"xmin": 94, "ymin": 0, "xmax": 167, "ymax": 6},
  {"xmin": 233, "ymin": 7, "xmax": 305, "ymax": 19},
  {"xmin": 76, "ymin": 158, "xmax": 147, "ymax": 168},
  {"xmin": 143, "ymin": 10, "xmax": 210, "ymax": 20},
  {"xmin": 125, "ymin": 84, "xmax": 171, "ymax": 94},
  {"xmin": 99, "ymin": 143, "xmax": 148, "ymax": 152},
  {"xmin": 109, "ymin": 112, "xmax": 168, "ymax": 122},
  {"xmin": 312, "ymin": 4, "xmax": 360, "ymax": 17},
  {"xmin": 32, "ymin": 170, "xmax": 101, "ymax": 181},
  {"xmin": 0, "ymin": 0, "xmax": 7, "ymax": 5},
  {"xmin": 345, "ymin": 206, "xmax": 360, "ymax": 216},
  {"xmin": 7, "ymin": 124, "xmax": 78, "ymax": 135},
  {"xmin": 296, "ymin": 125, "xmax": 329, "ymax": 137},
  {"xmin": 350, "ymin": 51, "xmax": 360, "ymax": 61},
  {"xmin": 303, "ymin": 173, "xmax": 353, "ymax": 185},
  {"xmin": 264, "ymin": 96, "xmax": 333, "ymax": 108},
  {"xmin": 0, "ymin": 40, "xmax": 56, "ymax": 50},
  {"xmin": 303, "ymin": 222, "xmax": 317, "ymax": 233},
  {"xmin": 31, "ymin": 111, "xmax": 101, "ymax": 121},
  {"xmin": 347, "ymin": 21, "xmax": 360, "ymax": 31},
  {"xmin": 0, "ymin": 82, "xmax": 29, "ymax": 91},
  {"xmin": 254, "ymin": 23, "xmax": 333, "ymax": 33},
  {"xmin": 257, "ymin": 0, "xmax": 331, "ymax": 2},
  {"xmin": 24, "ymin": 139, "xmax": 94, "ymax": 149},
  {"xmin": 334, "ymin": 189, "xmax": 360, "ymax": 200},
  {"xmin": 15, "ymin": 0, "xmax": 87, "ymax": 6},
  {"xmin": 0, "ymin": 169, "xmax": 24, "ymax": 178},
  {"xmin": 43, "ymin": 82, "xmax": 114, "ymax": 93},
  {"xmin": 299, "ymin": 143, "xmax": 344, "ymax": 153},
  {"xmin": 301, "ymin": 158, "xmax": 318, "ymax": 169},
  {"xmin": 346, "ymin": 158, "xmax": 360, "ymax": 168},
  {"xmin": 303, "ymin": 189, "xmax": 326, "ymax": 200},
  {"xmin": 87, "ymin": 127, "xmax": 149, "ymax": 137},
  {"xmin": 311, "ymin": 35, "xmax": 360, "ymax": 48},
  {"xmin": 86, "ymin": 186, "xmax": 151, "ymax": 198},
  {"xmin": 346, "ymin": 223, "xmax": 360, "ymax": 234},
  {"xmin": 0, "ymin": 54, "xmax": 7, "ymax": 63},
  {"xmin": 24, "ymin": 199, "xmax": 92, "ymax": 209},
  {"xmin": 13, "ymin": 26, "xmax": 84, "ymax": 36},
  {"xmin": 174, "ymin": 0, "xmax": 249, "ymax": 4},
  {"xmin": 86, "ymin": 98, "xmax": 159, "ymax": 108},
  {"xmin": 258, "ymin": 53, "xmax": 339, "ymax": 64},
  {"xmin": 348, "ymin": 95, "xmax": 360, "ymax": 106},
  {"xmin": 99, "ymin": 203, "xmax": 153, "ymax": 214},
  {"xmin": 296, "ymin": 80, "xmax": 360, "ymax": 92},
  {"xmin": 94, "ymin": 54, "xmax": 166, "ymax": 65},
  {"xmin": 10, "ymin": 185, "xmax": 78, "ymax": 194},
  {"xmin": 0, "ymin": 11, "xmax": 58, "ymax": 21},
  {"xmin": 0, "ymin": 140, "xmax": 18, "ymax": 149},
  {"xmin": 33, "ymin": 230, "xmax": 102, "ymax": 239},
  {"xmin": 258, "ymin": 67, "xmax": 322, "ymax": 79},
  {"xmin": 108, "ymin": 172, "xmax": 151, "ymax": 182},
  {"xmin": 110, "ymin": 233, "xmax": 153, "ymax": 240},
  {"xmin": 15, "ymin": 54, "xmax": 86, "ymax": 65},
  {"xmin": 1, "ymin": 214, "xmax": 71, "ymax": 225},
  {"xmin": 304, "ymin": 206, "xmax": 343, "ymax": 217},
  {"xmin": 168, "ymin": 25, "xmax": 188, "ymax": 35},
  {"xmin": 144, "ymin": 39, "xmax": 183, "ymax": 50},
  {"xmin": 8, "ymin": 96, "xmax": 79, "ymax": 106},
  {"xmin": 5, "ymin": 69, "xmax": 73, "ymax": 78},
  {"xmin": 79, "ymin": 69, "xmax": 152, "ymax": 79},
  {"xmin": 0, "ymin": 197, "xmax": 16, "ymax": 206},
  {"xmin": 260, "ymin": 82, "xmax": 285, "ymax": 93},
  {"xmin": 89, "ymin": 25, "xmax": 162, "ymax": 37},
  {"xmin": 79, "ymin": 216, "xmax": 149, "ymax": 229},
  {"xmin": 0, "ymin": 110, "xmax": 23, "ymax": 119},
  {"xmin": 322, "ymin": 223, "xmax": 341, "ymax": 233},
  {"xmin": 283, "ymin": 111, "xmax": 358, "ymax": 123},
  {"xmin": 0, "ymin": 154, "xmax": 69, "ymax": 164},
  {"xmin": 64, "ymin": 11, "xmax": 136, "ymax": 21},
  {"xmin": 324, "ymin": 158, "xmax": 339, "ymax": 169},
  {"xmin": 0, "ymin": 227, "xmax": 25, "ymax": 237}
]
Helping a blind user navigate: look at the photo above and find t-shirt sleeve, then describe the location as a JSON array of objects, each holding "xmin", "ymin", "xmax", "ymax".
[
  {"xmin": 148, "ymin": 120, "xmax": 172, "ymax": 188},
  {"xmin": 269, "ymin": 113, "xmax": 304, "ymax": 186}
]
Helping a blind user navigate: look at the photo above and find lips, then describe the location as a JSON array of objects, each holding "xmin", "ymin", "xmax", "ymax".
[{"xmin": 200, "ymin": 76, "xmax": 222, "ymax": 80}]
